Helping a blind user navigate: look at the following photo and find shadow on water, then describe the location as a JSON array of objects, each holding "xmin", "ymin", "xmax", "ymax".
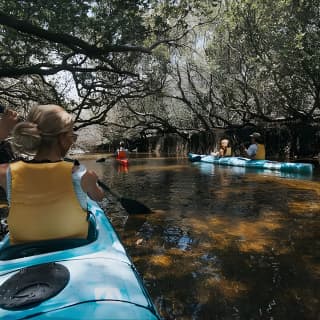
[
  {"xmin": 79, "ymin": 156, "xmax": 319, "ymax": 320},
  {"xmin": 80, "ymin": 156, "xmax": 320, "ymax": 320},
  {"xmin": 34, "ymin": 157, "xmax": 320, "ymax": 319}
]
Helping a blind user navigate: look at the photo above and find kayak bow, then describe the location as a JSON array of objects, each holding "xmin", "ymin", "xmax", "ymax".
[{"xmin": 0, "ymin": 199, "xmax": 160, "ymax": 319}]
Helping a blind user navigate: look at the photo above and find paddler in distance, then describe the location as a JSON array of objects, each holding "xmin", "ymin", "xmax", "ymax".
[{"xmin": 241, "ymin": 132, "xmax": 266, "ymax": 160}]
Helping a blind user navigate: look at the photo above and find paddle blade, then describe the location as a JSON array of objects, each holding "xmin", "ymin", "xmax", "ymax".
[{"xmin": 119, "ymin": 197, "xmax": 152, "ymax": 215}]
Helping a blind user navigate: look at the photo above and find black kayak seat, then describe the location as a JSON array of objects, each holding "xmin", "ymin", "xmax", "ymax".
[{"xmin": 0, "ymin": 212, "xmax": 98, "ymax": 261}]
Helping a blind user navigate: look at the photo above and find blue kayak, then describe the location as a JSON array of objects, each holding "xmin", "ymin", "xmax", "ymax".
[
  {"xmin": 0, "ymin": 199, "xmax": 160, "ymax": 320},
  {"xmin": 188, "ymin": 153, "xmax": 313, "ymax": 174}
]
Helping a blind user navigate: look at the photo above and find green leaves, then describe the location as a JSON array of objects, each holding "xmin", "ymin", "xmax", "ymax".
[{"xmin": 205, "ymin": 0, "xmax": 320, "ymax": 124}]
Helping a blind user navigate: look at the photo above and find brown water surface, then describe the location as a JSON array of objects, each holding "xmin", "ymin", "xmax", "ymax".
[
  {"xmin": 8, "ymin": 155, "xmax": 320, "ymax": 319},
  {"xmin": 82, "ymin": 156, "xmax": 320, "ymax": 319}
]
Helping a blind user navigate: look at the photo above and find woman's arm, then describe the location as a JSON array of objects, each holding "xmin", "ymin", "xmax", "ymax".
[
  {"xmin": 218, "ymin": 147, "xmax": 225, "ymax": 157},
  {"xmin": 0, "ymin": 164, "xmax": 8, "ymax": 191},
  {"xmin": 80, "ymin": 170, "xmax": 105, "ymax": 201},
  {"xmin": 245, "ymin": 144, "xmax": 257, "ymax": 159}
]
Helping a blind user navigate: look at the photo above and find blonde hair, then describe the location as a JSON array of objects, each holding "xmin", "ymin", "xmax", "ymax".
[
  {"xmin": 220, "ymin": 139, "xmax": 229, "ymax": 147},
  {"xmin": 12, "ymin": 105, "xmax": 73, "ymax": 155}
]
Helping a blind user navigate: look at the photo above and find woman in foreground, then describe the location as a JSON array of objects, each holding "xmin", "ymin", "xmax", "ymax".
[{"xmin": 0, "ymin": 104, "xmax": 104, "ymax": 245}]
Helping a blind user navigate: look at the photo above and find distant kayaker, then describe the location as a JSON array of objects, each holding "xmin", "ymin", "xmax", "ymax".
[
  {"xmin": 211, "ymin": 138, "xmax": 232, "ymax": 158},
  {"xmin": 241, "ymin": 132, "xmax": 266, "ymax": 160},
  {"xmin": 0, "ymin": 104, "xmax": 104, "ymax": 244},
  {"xmin": 116, "ymin": 141, "xmax": 128, "ymax": 160}
]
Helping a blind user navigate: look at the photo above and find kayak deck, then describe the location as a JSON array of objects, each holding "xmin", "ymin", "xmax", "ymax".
[
  {"xmin": 0, "ymin": 199, "xmax": 160, "ymax": 319},
  {"xmin": 188, "ymin": 153, "xmax": 313, "ymax": 174}
]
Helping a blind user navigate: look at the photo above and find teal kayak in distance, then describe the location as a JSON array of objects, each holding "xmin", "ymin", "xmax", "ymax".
[
  {"xmin": 188, "ymin": 153, "xmax": 313, "ymax": 174},
  {"xmin": 0, "ymin": 199, "xmax": 160, "ymax": 320}
]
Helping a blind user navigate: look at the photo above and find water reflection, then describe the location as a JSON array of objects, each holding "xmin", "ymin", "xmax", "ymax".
[
  {"xmin": 192, "ymin": 161, "xmax": 314, "ymax": 180},
  {"xmin": 75, "ymin": 157, "xmax": 320, "ymax": 319},
  {"xmin": 0, "ymin": 155, "xmax": 317, "ymax": 319}
]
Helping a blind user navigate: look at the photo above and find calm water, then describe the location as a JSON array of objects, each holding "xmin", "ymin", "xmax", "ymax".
[
  {"xmin": 80, "ymin": 155, "xmax": 320, "ymax": 320},
  {"xmin": 2, "ymin": 155, "xmax": 318, "ymax": 319}
]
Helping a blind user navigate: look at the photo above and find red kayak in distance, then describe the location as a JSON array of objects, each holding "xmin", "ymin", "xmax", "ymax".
[
  {"xmin": 116, "ymin": 149, "xmax": 129, "ymax": 167},
  {"xmin": 116, "ymin": 158, "xmax": 129, "ymax": 166}
]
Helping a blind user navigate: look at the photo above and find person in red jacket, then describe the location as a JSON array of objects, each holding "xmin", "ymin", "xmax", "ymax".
[{"xmin": 116, "ymin": 141, "xmax": 128, "ymax": 160}]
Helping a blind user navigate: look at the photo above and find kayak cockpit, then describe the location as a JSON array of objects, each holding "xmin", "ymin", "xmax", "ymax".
[
  {"xmin": 0, "ymin": 238, "xmax": 92, "ymax": 260},
  {"xmin": 0, "ymin": 213, "xmax": 98, "ymax": 261}
]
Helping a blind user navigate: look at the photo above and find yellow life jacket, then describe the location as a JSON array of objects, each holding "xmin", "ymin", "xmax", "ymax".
[
  {"xmin": 7, "ymin": 161, "xmax": 88, "ymax": 245},
  {"xmin": 255, "ymin": 144, "xmax": 266, "ymax": 160},
  {"xmin": 225, "ymin": 147, "xmax": 232, "ymax": 157}
]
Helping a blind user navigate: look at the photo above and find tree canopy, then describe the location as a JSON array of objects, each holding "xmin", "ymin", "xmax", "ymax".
[{"xmin": 0, "ymin": 0, "xmax": 319, "ymax": 143}]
